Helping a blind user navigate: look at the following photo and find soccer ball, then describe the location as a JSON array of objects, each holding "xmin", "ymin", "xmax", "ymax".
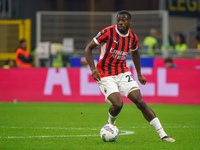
[{"xmin": 100, "ymin": 124, "xmax": 119, "ymax": 142}]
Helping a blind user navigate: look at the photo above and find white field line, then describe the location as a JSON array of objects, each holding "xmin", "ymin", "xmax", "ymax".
[
  {"xmin": 120, "ymin": 130, "xmax": 135, "ymax": 135},
  {"xmin": 0, "ymin": 126, "xmax": 99, "ymax": 130},
  {"xmin": 6, "ymin": 131, "xmax": 135, "ymax": 139},
  {"xmin": 7, "ymin": 134, "xmax": 99, "ymax": 139},
  {"xmin": 0, "ymin": 125, "xmax": 199, "ymax": 130},
  {"xmin": 0, "ymin": 125, "xmax": 198, "ymax": 139},
  {"xmin": 126, "ymin": 126, "xmax": 200, "ymax": 129},
  {"xmin": 0, "ymin": 127, "xmax": 135, "ymax": 139}
]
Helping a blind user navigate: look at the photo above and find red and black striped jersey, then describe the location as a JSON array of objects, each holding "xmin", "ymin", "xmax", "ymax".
[{"xmin": 93, "ymin": 25, "xmax": 138, "ymax": 77}]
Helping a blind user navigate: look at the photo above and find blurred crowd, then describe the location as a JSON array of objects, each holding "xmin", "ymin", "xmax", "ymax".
[
  {"xmin": 142, "ymin": 28, "xmax": 200, "ymax": 57},
  {"xmin": 2, "ymin": 27, "xmax": 200, "ymax": 69}
]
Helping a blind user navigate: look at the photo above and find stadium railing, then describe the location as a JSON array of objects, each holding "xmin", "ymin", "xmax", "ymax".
[{"xmin": 36, "ymin": 11, "xmax": 170, "ymax": 67}]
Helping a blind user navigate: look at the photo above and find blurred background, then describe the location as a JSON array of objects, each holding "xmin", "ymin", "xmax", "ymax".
[
  {"xmin": 0, "ymin": 2, "xmax": 199, "ymax": 148},
  {"xmin": 0, "ymin": 0, "xmax": 199, "ymax": 104},
  {"xmin": 0, "ymin": 0, "xmax": 200, "ymax": 68}
]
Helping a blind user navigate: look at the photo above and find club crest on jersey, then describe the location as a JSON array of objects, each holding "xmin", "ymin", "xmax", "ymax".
[{"xmin": 104, "ymin": 87, "xmax": 107, "ymax": 94}]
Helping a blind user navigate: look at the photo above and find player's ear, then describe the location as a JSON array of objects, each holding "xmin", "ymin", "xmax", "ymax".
[{"xmin": 129, "ymin": 19, "xmax": 132, "ymax": 25}]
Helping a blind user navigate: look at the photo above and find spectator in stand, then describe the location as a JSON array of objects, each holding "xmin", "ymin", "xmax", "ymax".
[
  {"xmin": 143, "ymin": 28, "xmax": 159, "ymax": 56},
  {"xmin": 161, "ymin": 35, "xmax": 175, "ymax": 55},
  {"xmin": 163, "ymin": 36, "xmax": 174, "ymax": 50},
  {"xmin": 15, "ymin": 39, "xmax": 33, "ymax": 68},
  {"xmin": 164, "ymin": 57, "xmax": 177, "ymax": 68},
  {"xmin": 196, "ymin": 33, "xmax": 200, "ymax": 49},
  {"xmin": 196, "ymin": 33, "xmax": 200, "ymax": 58},
  {"xmin": 80, "ymin": 57, "xmax": 88, "ymax": 67},
  {"xmin": 174, "ymin": 33, "xmax": 188, "ymax": 56},
  {"xmin": 3, "ymin": 59, "xmax": 14, "ymax": 69}
]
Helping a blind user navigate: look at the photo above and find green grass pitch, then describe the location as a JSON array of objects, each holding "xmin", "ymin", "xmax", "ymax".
[{"xmin": 0, "ymin": 102, "xmax": 200, "ymax": 150}]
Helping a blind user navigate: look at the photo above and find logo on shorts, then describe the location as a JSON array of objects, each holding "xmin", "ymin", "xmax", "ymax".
[{"xmin": 104, "ymin": 87, "xmax": 107, "ymax": 94}]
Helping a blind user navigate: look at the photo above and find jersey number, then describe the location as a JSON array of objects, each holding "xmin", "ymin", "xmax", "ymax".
[{"xmin": 126, "ymin": 75, "xmax": 134, "ymax": 82}]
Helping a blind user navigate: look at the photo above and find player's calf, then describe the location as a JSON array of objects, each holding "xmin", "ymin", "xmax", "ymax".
[
  {"xmin": 107, "ymin": 93, "xmax": 123, "ymax": 125},
  {"xmin": 107, "ymin": 102, "xmax": 123, "ymax": 125},
  {"xmin": 107, "ymin": 92, "xmax": 123, "ymax": 116},
  {"xmin": 128, "ymin": 90, "xmax": 156, "ymax": 121},
  {"xmin": 134, "ymin": 98, "xmax": 147, "ymax": 111}
]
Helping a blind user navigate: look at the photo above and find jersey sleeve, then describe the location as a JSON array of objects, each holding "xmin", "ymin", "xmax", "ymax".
[
  {"xmin": 131, "ymin": 33, "xmax": 138, "ymax": 51},
  {"xmin": 93, "ymin": 29, "xmax": 108, "ymax": 45}
]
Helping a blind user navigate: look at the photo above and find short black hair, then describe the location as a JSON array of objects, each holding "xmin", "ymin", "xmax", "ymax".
[
  {"xmin": 117, "ymin": 10, "xmax": 131, "ymax": 19},
  {"xmin": 19, "ymin": 39, "xmax": 26, "ymax": 45},
  {"xmin": 164, "ymin": 57, "xmax": 173, "ymax": 63}
]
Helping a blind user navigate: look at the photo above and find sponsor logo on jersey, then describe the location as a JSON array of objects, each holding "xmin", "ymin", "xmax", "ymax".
[
  {"xmin": 110, "ymin": 48, "xmax": 128, "ymax": 60},
  {"xmin": 114, "ymin": 40, "xmax": 118, "ymax": 45}
]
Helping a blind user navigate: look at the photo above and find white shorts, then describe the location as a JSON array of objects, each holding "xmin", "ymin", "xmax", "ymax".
[{"xmin": 98, "ymin": 71, "xmax": 140, "ymax": 103}]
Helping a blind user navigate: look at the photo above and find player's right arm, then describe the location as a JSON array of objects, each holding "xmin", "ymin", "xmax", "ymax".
[
  {"xmin": 85, "ymin": 40, "xmax": 101, "ymax": 82},
  {"xmin": 85, "ymin": 29, "xmax": 109, "ymax": 82}
]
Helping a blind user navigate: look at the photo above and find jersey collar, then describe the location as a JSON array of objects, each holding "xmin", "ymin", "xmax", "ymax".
[{"xmin": 115, "ymin": 25, "xmax": 129, "ymax": 37}]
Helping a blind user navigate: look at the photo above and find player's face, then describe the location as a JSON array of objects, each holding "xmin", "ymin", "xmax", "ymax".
[{"xmin": 117, "ymin": 14, "xmax": 131, "ymax": 34}]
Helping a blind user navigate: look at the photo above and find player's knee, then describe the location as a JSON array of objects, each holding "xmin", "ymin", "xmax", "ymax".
[{"xmin": 114, "ymin": 101, "xmax": 123, "ymax": 111}]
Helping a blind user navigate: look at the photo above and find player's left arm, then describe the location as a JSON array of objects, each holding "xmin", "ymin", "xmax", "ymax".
[
  {"xmin": 131, "ymin": 33, "xmax": 146, "ymax": 85},
  {"xmin": 131, "ymin": 50, "xmax": 146, "ymax": 85}
]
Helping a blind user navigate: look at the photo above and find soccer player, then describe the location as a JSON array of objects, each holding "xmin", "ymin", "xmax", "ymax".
[{"xmin": 85, "ymin": 10, "xmax": 175, "ymax": 142}]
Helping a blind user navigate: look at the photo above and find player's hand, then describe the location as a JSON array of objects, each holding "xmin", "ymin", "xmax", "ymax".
[
  {"xmin": 92, "ymin": 69, "xmax": 101, "ymax": 82},
  {"xmin": 138, "ymin": 75, "xmax": 146, "ymax": 85}
]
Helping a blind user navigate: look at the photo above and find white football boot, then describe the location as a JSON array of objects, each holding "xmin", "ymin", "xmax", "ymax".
[{"xmin": 161, "ymin": 136, "xmax": 176, "ymax": 142}]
